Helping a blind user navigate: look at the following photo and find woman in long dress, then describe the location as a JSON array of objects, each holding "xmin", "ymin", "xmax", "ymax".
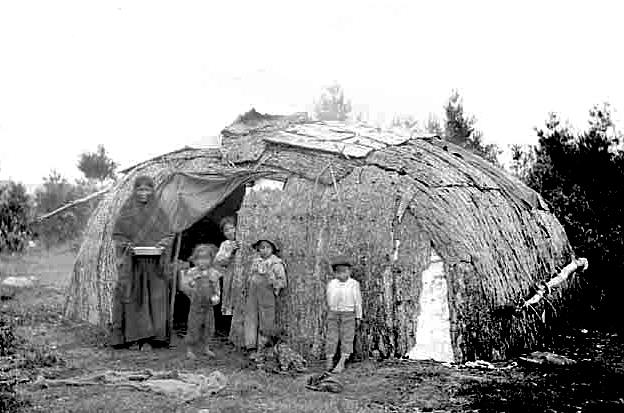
[{"xmin": 110, "ymin": 175, "xmax": 175, "ymax": 350}]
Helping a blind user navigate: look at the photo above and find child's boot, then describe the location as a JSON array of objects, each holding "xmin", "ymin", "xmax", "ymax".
[{"xmin": 332, "ymin": 353, "xmax": 350, "ymax": 373}]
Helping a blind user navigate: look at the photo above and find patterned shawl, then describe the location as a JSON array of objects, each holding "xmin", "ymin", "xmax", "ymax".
[{"xmin": 113, "ymin": 188, "xmax": 173, "ymax": 247}]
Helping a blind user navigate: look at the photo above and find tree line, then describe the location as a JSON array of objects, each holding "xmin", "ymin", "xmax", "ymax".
[
  {"xmin": 511, "ymin": 103, "xmax": 624, "ymax": 325},
  {"xmin": 0, "ymin": 145, "xmax": 117, "ymax": 251},
  {"xmin": 314, "ymin": 83, "xmax": 501, "ymax": 165}
]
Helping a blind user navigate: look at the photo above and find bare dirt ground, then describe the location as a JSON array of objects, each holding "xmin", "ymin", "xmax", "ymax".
[{"xmin": 1, "ymin": 246, "xmax": 624, "ymax": 412}]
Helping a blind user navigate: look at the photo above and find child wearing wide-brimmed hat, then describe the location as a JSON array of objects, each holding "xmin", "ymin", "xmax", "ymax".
[
  {"xmin": 184, "ymin": 243, "xmax": 221, "ymax": 359},
  {"xmin": 325, "ymin": 255, "xmax": 362, "ymax": 373},
  {"xmin": 244, "ymin": 236, "xmax": 287, "ymax": 360}
]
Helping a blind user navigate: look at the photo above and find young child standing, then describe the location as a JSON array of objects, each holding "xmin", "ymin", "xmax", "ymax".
[
  {"xmin": 214, "ymin": 216, "xmax": 240, "ymax": 320},
  {"xmin": 184, "ymin": 244, "xmax": 221, "ymax": 359},
  {"xmin": 325, "ymin": 256, "xmax": 362, "ymax": 373},
  {"xmin": 244, "ymin": 236, "xmax": 287, "ymax": 359}
]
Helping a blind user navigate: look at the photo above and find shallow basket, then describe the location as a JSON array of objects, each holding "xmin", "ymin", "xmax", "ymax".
[{"xmin": 132, "ymin": 246, "xmax": 164, "ymax": 256}]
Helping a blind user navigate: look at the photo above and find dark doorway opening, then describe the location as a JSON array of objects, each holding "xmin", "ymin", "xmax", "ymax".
[{"xmin": 171, "ymin": 183, "xmax": 249, "ymax": 338}]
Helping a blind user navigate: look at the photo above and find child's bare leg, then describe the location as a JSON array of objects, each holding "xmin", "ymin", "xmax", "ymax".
[
  {"xmin": 247, "ymin": 334, "xmax": 270, "ymax": 363},
  {"xmin": 203, "ymin": 344, "xmax": 215, "ymax": 358},
  {"xmin": 139, "ymin": 340, "xmax": 153, "ymax": 352},
  {"xmin": 258, "ymin": 334, "xmax": 269, "ymax": 350},
  {"xmin": 186, "ymin": 347, "xmax": 198, "ymax": 359},
  {"xmin": 332, "ymin": 353, "xmax": 350, "ymax": 373}
]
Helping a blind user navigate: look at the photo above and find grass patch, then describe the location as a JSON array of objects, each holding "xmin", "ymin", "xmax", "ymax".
[
  {"xmin": 0, "ymin": 317, "xmax": 17, "ymax": 356},
  {"xmin": 0, "ymin": 246, "xmax": 73, "ymax": 413},
  {"xmin": 0, "ymin": 379, "xmax": 29, "ymax": 413},
  {"xmin": 1, "ymin": 314, "xmax": 31, "ymax": 413}
]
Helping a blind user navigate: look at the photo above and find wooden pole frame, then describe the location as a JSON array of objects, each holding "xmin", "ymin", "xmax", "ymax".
[
  {"xmin": 521, "ymin": 257, "xmax": 589, "ymax": 309},
  {"xmin": 169, "ymin": 232, "xmax": 183, "ymax": 338},
  {"xmin": 35, "ymin": 186, "xmax": 110, "ymax": 221}
]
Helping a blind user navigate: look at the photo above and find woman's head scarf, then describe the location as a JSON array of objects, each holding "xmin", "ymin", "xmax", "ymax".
[{"xmin": 113, "ymin": 175, "xmax": 171, "ymax": 246}]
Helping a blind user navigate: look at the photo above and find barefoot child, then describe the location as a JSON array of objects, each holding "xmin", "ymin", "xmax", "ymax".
[
  {"xmin": 325, "ymin": 256, "xmax": 362, "ymax": 373},
  {"xmin": 244, "ymin": 236, "xmax": 287, "ymax": 360},
  {"xmin": 184, "ymin": 244, "xmax": 221, "ymax": 359}
]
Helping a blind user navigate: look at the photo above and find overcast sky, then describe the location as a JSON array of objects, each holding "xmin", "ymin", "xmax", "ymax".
[{"xmin": 1, "ymin": 0, "xmax": 623, "ymax": 186}]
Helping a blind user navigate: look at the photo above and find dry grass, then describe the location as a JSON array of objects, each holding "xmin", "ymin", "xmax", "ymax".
[{"xmin": 2, "ymin": 246, "xmax": 623, "ymax": 413}]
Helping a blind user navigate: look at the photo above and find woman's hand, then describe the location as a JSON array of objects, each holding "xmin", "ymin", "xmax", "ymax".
[{"xmin": 274, "ymin": 287, "xmax": 281, "ymax": 297}]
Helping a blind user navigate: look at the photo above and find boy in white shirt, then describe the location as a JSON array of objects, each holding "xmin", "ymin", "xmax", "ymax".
[{"xmin": 325, "ymin": 256, "xmax": 362, "ymax": 373}]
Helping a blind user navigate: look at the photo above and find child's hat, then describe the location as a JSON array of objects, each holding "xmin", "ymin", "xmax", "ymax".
[
  {"xmin": 251, "ymin": 236, "xmax": 280, "ymax": 255},
  {"xmin": 330, "ymin": 255, "xmax": 352, "ymax": 270},
  {"xmin": 190, "ymin": 244, "xmax": 218, "ymax": 263}
]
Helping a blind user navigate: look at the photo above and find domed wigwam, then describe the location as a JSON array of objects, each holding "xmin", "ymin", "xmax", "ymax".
[{"xmin": 64, "ymin": 108, "xmax": 587, "ymax": 363}]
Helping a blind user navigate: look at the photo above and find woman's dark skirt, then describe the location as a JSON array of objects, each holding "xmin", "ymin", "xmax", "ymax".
[{"xmin": 111, "ymin": 256, "xmax": 170, "ymax": 347}]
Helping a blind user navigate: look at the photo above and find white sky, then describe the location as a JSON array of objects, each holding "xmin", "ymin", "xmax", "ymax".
[{"xmin": 1, "ymin": 0, "xmax": 623, "ymax": 186}]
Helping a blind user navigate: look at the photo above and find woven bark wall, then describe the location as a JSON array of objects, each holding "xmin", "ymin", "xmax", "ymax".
[
  {"xmin": 405, "ymin": 177, "xmax": 575, "ymax": 362},
  {"xmin": 228, "ymin": 177, "xmax": 328, "ymax": 354},
  {"xmin": 65, "ymin": 172, "xmax": 135, "ymax": 326},
  {"xmin": 393, "ymin": 210, "xmax": 432, "ymax": 356},
  {"xmin": 230, "ymin": 166, "xmax": 434, "ymax": 359}
]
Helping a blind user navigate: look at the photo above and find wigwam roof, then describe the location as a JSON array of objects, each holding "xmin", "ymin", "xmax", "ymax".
[{"xmin": 212, "ymin": 109, "xmax": 547, "ymax": 211}]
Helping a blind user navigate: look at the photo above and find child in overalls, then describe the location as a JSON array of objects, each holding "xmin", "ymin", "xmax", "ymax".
[
  {"xmin": 244, "ymin": 236, "xmax": 287, "ymax": 360},
  {"xmin": 184, "ymin": 244, "xmax": 221, "ymax": 359},
  {"xmin": 325, "ymin": 256, "xmax": 362, "ymax": 373}
]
